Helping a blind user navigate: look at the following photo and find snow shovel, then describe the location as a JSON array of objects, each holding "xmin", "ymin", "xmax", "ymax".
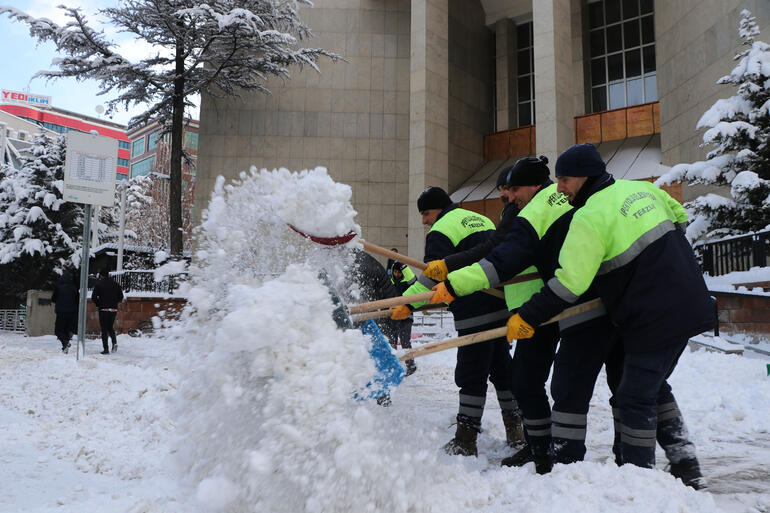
[
  {"xmin": 318, "ymin": 270, "xmax": 404, "ymax": 399},
  {"xmin": 398, "ymin": 298, "xmax": 604, "ymax": 361},
  {"xmin": 288, "ymin": 224, "xmax": 537, "ymax": 300}
]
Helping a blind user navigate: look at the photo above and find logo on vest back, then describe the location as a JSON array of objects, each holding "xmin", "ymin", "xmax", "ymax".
[
  {"xmin": 619, "ymin": 191, "xmax": 657, "ymax": 217},
  {"xmin": 461, "ymin": 215, "xmax": 487, "ymax": 229},
  {"xmin": 547, "ymin": 192, "xmax": 568, "ymax": 207}
]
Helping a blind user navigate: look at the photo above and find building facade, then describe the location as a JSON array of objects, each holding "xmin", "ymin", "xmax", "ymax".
[
  {"xmin": 126, "ymin": 119, "xmax": 200, "ymax": 240},
  {"xmin": 0, "ymin": 89, "xmax": 130, "ymax": 178},
  {"xmin": 195, "ymin": 0, "xmax": 770, "ymax": 259}
]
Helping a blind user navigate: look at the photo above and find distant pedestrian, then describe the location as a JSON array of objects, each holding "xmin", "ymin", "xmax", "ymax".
[
  {"xmin": 51, "ymin": 270, "xmax": 79, "ymax": 354},
  {"xmin": 91, "ymin": 269, "xmax": 124, "ymax": 355}
]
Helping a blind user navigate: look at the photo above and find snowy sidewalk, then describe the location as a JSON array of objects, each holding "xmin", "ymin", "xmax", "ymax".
[{"xmin": 1, "ymin": 331, "xmax": 769, "ymax": 512}]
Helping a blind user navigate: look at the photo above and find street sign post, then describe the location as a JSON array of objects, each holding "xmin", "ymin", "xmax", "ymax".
[{"xmin": 63, "ymin": 131, "xmax": 117, "ymax": 360}]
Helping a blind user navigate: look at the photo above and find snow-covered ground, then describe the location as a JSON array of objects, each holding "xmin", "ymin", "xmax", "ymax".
[
  {"xmin": 1, "ymin": 328, "xmax": 768, "ymax": 513},
  {"xmin": 3, "ymin": 167, "xmax": 769, "ymax": 513}
]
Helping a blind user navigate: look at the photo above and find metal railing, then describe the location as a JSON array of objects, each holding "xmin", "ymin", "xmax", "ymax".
[
  {"xmin": 695, "ymin": 230, "xmax": 770, "ymax": 276},
  {"xmin": 0, "ymin": 308, "xmax": 26, "ymax": 333},
  {"xmin": 109, "ymin": 270, "xmax": 188, "ymax": 294}
]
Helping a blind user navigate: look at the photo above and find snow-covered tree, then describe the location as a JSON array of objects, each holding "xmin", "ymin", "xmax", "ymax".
[
  {"xmin": 0, "ymin": 134, "xmax": 83, "ymax": 299},
  {"xmin": 657, "ymin": 9, "xmax": 770, "ymax": 240},
  {"xmin": 106, "ymin": 172, "xmax": 194, "ymax": 258},
  {"xmin": 1, "ymin": 1, "xmax": 339, "ymax": 257}
]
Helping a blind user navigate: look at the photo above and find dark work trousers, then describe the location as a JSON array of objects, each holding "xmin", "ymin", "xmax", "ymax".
[
  {"xmin": 98, "ymin": 310, "xmax": 118, "ymax": 351},
  {"xmin": 550, "ymin": 316, "xmax": 619, "ymax": 464},
  {"xmin": 511, "ymin": 322, "xmax": 559, "ymax": 458},
  {"xmin": 609, "ymin": 336, "xmax": 691, "ymax": 468},
  {"xmin": 397, "ymin": 318, "xmax": 413, "ymax": 349},
  {"xmin": 455, "ymin": 333, "xmax": 515, "ymax": 429},
  {"xmin": 54, "ymin": 312, "xmax": 77, "ymax": 349}
]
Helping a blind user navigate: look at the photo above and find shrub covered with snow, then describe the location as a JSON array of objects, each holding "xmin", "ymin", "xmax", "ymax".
[{"xmin": 657, "ymin": 10, "xmax": 770, "ymax": 239}]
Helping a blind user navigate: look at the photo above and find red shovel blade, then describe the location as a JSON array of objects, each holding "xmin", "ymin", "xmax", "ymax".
[{"xmin": 288, "ymin": 224, "xmax": 358, "ymax": 246}]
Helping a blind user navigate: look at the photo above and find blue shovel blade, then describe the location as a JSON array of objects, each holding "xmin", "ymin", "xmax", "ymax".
[{"xmin": 354, "ymin": 319, "xmax": 405, "ymax": 400}]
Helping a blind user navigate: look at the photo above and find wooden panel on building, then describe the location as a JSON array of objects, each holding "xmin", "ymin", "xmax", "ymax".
[
  {"xmin": 485, "ymin": 132, "xmax": 510, "ymax": 161},
  {"xmin": 461, "ymin": 200, "xmax": 487, "ymax": 218},
  {"xmin": 653, "ymin": 102, "xmax": 660, "ymax": 133},
  {"xmin": 529, "ymin": 126, "xmax": 536, "ymax": 155},
  {"xmin": 627, "ymin": 103, "xmax": 655, "ymax": 138},
  {"xmin": 575, "ymin": 113, "xmax": 602, "ymax": 144},
  {"xmin": 601, "ymin": 109, "xmax": 627, "ymax": 141},
  {"xmin": 484, "ymin": 198, "xmax": 504, "ymax": 223},
  {"xmin": 510, "ymin": 127, "xmax": 532, "ymax": 158}
]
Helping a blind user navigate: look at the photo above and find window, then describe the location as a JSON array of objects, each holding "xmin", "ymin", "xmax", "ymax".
[
  {"xmin": 588, "ymin": 0, "xmax": 656, "ymax": 113},
  {"xmin": 184, "ymin": 131, "xmax": 198, "ymax": 150},
  {"xmin": 130, "ymin": 156, "xmax": 155, "ymax": 178},
  {"xmin": 516, "ymin": 21, "xmax": 535, "ymax": 127},
  {"xmin": 116, "ymin": 173, "xmax": 128, "ymax": 181},
  {"xmin": 118, "ymin": 157, "xmax": 129, "ymax": 167},
  {"xmin": 40, "ymin": 121, "xmax": 68, "ymax": 134},
  {"xmin": 131, "ymin": 137, "xmax": 145, "ymax": 158},
  {"xmin": 147, "ymin": 131, "xmax": 160, "ymax": 151},
  {"xmin": 118, "ymin": 140, "xmax": 131, "ymax": 150}
]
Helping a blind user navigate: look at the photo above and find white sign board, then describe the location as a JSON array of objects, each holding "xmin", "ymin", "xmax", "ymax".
[{"xmin": 63, "ymin": 131, "xmax": 117, "ymax": 207}]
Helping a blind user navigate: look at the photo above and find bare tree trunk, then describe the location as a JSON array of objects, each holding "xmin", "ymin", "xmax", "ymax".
[{"xmin": 169, "ymin": 41, "xmax": 185, "ymax": 258}]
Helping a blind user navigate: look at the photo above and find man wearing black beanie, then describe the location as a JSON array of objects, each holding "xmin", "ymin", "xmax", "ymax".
[
  {"xmin": 506, "ymin": 142, "xmax": 711, "ymax": 487},
  {"xmin": 391, "ymin": 186, "xmax": 516, "ymax": 457},
  {"xmin": 422, "ymin": 155, "xmax": 579, "ymax": 473}
]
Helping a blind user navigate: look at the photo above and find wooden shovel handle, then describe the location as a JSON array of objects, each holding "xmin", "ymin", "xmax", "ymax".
[
  {"xmin": 351, "ymin": 303, "xmax": 447, "ymax": 322},
  {"xmin": 348, "ymin": 292, "xmax": 433, "ymax": 314},
  {"xmin": 360, "ymin": 241, "xmax": 427, "ymax": 270},
  {"xmin": 398, "ymin": 298, "xmax": 604, "ymax": 361}
]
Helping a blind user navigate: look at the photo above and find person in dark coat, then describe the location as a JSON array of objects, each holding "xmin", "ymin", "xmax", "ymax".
[
  {"xmin": 346, "ymin": 249, "xmax": 417, "ymax": 376},
  {"xmin": 51, "ymin": 270, "xmax": 79, "ymax": 354},
  {"xmin": 91, "ymin": 269, "xmax": 124, "ymax": 355}
]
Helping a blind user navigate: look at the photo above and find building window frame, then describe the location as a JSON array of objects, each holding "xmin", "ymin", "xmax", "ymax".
[
  {"xmin": 516, "ymin": 21, "xmax": 535, "ymax": 127},
  {"xmin": 147, "ymin": 131, "xmax": 160, "ymax": 151},
  {"xmin": 588, "ymin": 0, "xmax": 656, "ymax": 113},
  {"xmin": 130, "ymin": 155, "xmax": 155, "ymax": 178},
  {"xmin": 131, "ymin": 136, "xmax": 146, "ymax": 158}
]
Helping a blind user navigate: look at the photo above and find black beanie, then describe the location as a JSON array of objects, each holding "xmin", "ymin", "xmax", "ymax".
[
  {"xmin": 496, "ymin": 166, "xmax": 512, "ymax": 188},
  {"xmin": 506, "ymin": 156, "xmax": 550, "ymax": 186},
  {"xmin": 417, "ymin": 186, "xmax": 453, "ymax": 212},
  {"xmin": 555, "ymin": 143, "xmax": 606, "ymax": 177}
]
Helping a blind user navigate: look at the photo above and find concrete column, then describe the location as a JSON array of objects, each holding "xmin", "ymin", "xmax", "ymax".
[
  {"xmin": 533, "ymin": 0, "xmax": 575, "ymax": 167},
  {"xmin": 409, "ymin": 0, "xmax": 449, "ymax": 259},
  {"xmin": 495, "ymin": 18, "xmax": 517, "ymax": 131}
]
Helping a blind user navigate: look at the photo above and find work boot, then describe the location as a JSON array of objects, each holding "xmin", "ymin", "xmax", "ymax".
[
  {"xmin": 100, "ymin": 350, "xmax": 110, "ymax": 355},
  {"xmin": 112, "ymin": 342, "xmax": 118, "ymax": 353},
  {"xmin": 443, "ymin": 422, "xmax": 479, "ymax": 457},
  {"xmin": 501, "ymin": 444, "xmax": 533, "ymax": 467},
  {"xmin": 405, "ymin": 359, "xmax": 417, "ymax": 376},
  {"xmin": 669, "ymin": 459, "xmax": 706, "ymax": 490},
  {"xmin": 502, "ymin": 411, "xmax": 526, "ymax": 447}
]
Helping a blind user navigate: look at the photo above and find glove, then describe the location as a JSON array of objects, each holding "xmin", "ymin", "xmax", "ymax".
[
  {"xmin": 430, "ymin": 281, "xmax": 456, "ymax": 304},
  {"xmin": 423, "ymin": 260, "xmax": 449, "ymax": 281},
  {"xmin": 506, "ymin": 313, "xmax": 535, "ymax": 342},
  {"xmin": 390, "ymin": 304, "xmax": 412, "ymax": 320}
]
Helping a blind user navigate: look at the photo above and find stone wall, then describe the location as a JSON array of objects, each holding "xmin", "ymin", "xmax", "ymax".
[
  {"xmin": 713, "ymin": 291, "xmax": 770, "ymax": 340},
  {"xmin": 656, "ymin": 0, "xmax": 770, "ymax": 170},
  {"xmin": 85, "ymin": 297, "xmax": 187, "ymax": 335},
  {"xmin": 196, "ymin": 0, "xmax": 412, "ymax": 254}
]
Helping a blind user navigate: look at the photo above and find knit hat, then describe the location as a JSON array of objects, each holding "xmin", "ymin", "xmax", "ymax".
[
  {"xmin": 506, "ymin": 156, "xmax": 550, "ymax": 186},
  {"xmin": 555, "ymin": 143, "xmax": 606, "ymax": 177},
  {"xmin": 496, "ymin": 166, "xmax": 512, "ymax": 189},
  {"xmin": 417, "ymin": 186, "xmax": 453, "ymax": 212}
]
